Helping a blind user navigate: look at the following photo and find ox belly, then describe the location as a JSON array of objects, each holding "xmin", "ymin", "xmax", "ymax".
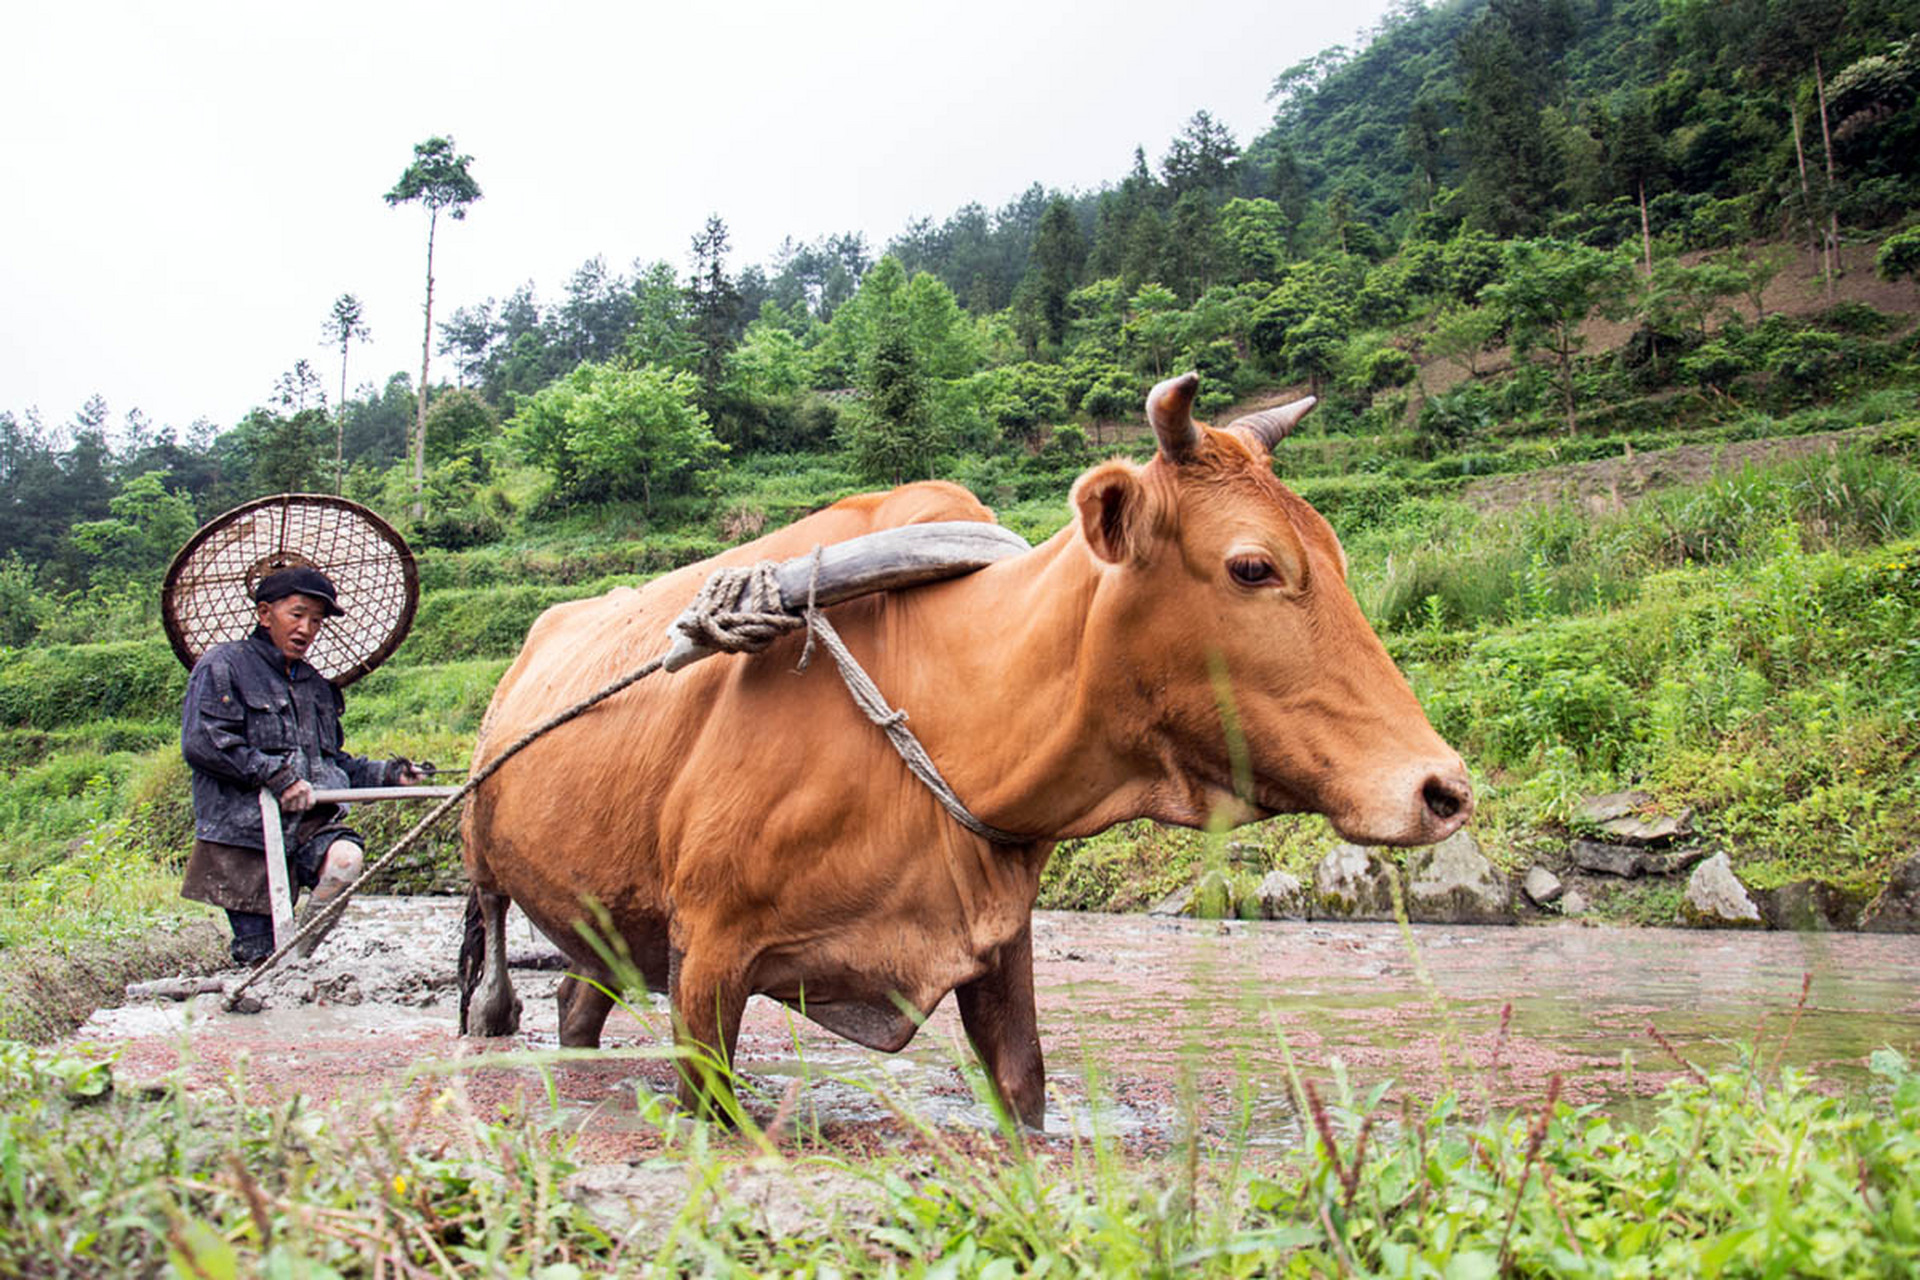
[{"xmin": 745, "ymin": 915, "xmax": 1015, "ymax": 1053}]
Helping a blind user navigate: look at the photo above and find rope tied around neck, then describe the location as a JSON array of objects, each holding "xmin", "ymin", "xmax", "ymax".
[{"xmin": 222, "ymin": 544, "xmax": 1023, "ymax": 1009}]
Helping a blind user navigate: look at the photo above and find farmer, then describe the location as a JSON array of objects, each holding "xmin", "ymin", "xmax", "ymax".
[{"xmin": 179, "ymin": 567, "xmax": 422, "ymax": 964}]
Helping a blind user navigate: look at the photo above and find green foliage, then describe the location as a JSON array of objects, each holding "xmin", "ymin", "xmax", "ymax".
[
  {"xmin": 1879, "ymin": 225, "xmax": 1920, "ymax": 283},
  {"xmin": 383, "ymin": 136, "xmax": 482, "ymax": 217},
  {"xmin": 1418, "ymin": 384, "xmax": 1496, "ymax": 448},
  {"xmin": 422, "ymin": 387, "xmax": 497, "ymax": 468},
  {"xmin": 508, "ymin": 362, "xmax": 725, "ymax": 509},
  {"xmin": 1424, "ymin": 304, "xmax": 1502, "ymax": 377},
  {"xmin": 65, "ymin": 471, "xmax": 197, "ymax": 597},
  {"xmin": 838, "ymin": 324, "xmax": 946, "ymax": 485},
  {"xmin": 971, "ymin": 361, "xmax": 1069, "ymax": 447},
  {"xmin": 1484, "ymin": 239, "xmax": 1631, "ymax": 431},
  {"xmin": 0, "ymin": 641, "xmax": 182, "ymax": 732}
]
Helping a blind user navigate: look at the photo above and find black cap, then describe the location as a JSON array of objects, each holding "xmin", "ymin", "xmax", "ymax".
[{"xmin": 255, "ymin": 567, "xmax": 346, "ymax": 617}]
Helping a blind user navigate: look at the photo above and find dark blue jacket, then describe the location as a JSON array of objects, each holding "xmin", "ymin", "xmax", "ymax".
[{"xmin": 181, "ymin": 627, "xmax": 401, "ymax": 849}]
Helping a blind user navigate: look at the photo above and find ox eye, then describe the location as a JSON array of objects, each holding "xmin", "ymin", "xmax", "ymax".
[{"xmin": 1227, "ymin": 556, "xmax": 1276, "ymax": 587}]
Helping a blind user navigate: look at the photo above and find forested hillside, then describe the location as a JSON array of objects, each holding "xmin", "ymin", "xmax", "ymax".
[{"xmin": 3, "ymin": 0, "xmax": 1919, "ymax": 945}]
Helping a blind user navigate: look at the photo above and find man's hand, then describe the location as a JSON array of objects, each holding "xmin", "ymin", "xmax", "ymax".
[
  {"xmin": 397, "ymin": 764, "xmax": 425, "ymax": 786},
  {"xmin": 278, "ymin": 779, "xmax": 316, "ymax": 812}
]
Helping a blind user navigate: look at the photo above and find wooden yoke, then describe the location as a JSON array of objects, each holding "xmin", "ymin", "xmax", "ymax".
[{"xmin": 661, "ymin": 521, "xmax": 1032, "ymax": 673}]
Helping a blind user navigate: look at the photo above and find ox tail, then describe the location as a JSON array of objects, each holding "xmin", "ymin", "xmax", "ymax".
[{"xmin": 456, "ymin": 886, "xmax": 484, "ymax": 1035}]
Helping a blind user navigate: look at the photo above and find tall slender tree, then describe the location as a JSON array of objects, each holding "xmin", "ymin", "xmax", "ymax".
[
  {"xmin": 322, "ymin": 294, "xmax": 369, "ymax": 492},
  {"xmin": 686, "ymin": 215, "xmax": 743, "ymax": 408},
  {"xmin": 384, "ymin": 136, "xmax": 481, "ymax": 518}
]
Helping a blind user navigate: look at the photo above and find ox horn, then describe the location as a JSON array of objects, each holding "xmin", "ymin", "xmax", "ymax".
[
  {"xmin": 1226, "ymin": 396, "xmax": 1318, "ymax": 452},
  {"xmin": 1147, "ymin": 372, "xmax": 1201, "ymax": 462}
]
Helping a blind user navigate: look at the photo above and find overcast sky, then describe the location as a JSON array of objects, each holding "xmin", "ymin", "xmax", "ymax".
[{"xmin": 2, "ymin": 1, "xmax": 1395, "ymax": 439}]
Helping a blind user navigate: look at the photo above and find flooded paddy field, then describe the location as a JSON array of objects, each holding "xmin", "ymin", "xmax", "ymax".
[{"xmin": 79, "ymin": 898, "xmax": 1920, "ymax": 1159}]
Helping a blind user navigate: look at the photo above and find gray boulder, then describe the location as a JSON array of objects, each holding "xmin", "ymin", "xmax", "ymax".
[
  {"xmin": 1313, "ymin": 844, "xmax": 1399, "ymax": 920},
  {"xmin": 1405, "ymin": 830, "xmax": 1511, "ymax": 924},
  {"xmin": 1254, "ymin": 869, "xmax": 1309, "ymax": 920},
  {"xmin": 1596, "ymin": 807, "xmax": 1694, "ymax": 847},
  {"xmin": 1559, "ymin": 887, "xmax": 1591, "ymax": 918},
  {"xmin": 1755, "ymin": 880, "xmax": 1872, "ymax": 931},
  {"xmin": 1147, "ymin": 884, "xmax": 1193, "ymax": 918},
  {"xmin": 1571, "ymin": 839, "xmax": 1710, "ymax": 879},
  {"xmin": 1148, "ymin": 868, "xmax": 1240, "ymax": 919},
  {"xmin": 1577, "ymin": 790, "xmax": 1653, "ymax": 825},
  {"xmin": 1860, "ymin": 851, "xmax": 1920, "ymax": 934},
  {"xmin": 1681, "ymin": 852, "xmax": 1763, "ymax": 927},
  {"xmin": 1523, "ymin": 865, "xmax": 1564, "ymax": 907},
  {"xmin": 1571, "ymin": 839, "xmax": 1644, "ymax": 877}
]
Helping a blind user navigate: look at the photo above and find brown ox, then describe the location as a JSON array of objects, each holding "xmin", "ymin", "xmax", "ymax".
[{"xmin": 459, "ymin": 373, "xmax": 1471, "ymax": 1125}]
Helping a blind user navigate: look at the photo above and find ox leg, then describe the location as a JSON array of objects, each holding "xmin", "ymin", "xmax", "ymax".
[
  {"xmin": 667, "ymin": 945, "xmax": 747, "ymax": 1123},
  {"xmin": 555, "ymin": 970, "xmax": 616, "ymax": 1049},
  {"xmin": 461, "ymin": 888, "xmax": 523, "ymax": 1038},
  {"xmin": 955, "ymin": 922, "xmax": 1047, "ymax": 1129}
]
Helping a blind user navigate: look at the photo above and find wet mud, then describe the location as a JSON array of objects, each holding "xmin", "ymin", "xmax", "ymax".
[{"xmin": 77, "ymin": 898, "xmax": 1920, "ymax": 1159}]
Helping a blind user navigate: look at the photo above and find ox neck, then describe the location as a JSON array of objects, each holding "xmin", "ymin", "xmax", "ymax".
[{"xmin": 873, "ymin": 527, "xmax": 1177, "ymax": 843}]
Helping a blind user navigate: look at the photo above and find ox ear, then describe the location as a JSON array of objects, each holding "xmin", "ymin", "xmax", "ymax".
[
  {"xmin": 1226, "ymin": 396, "xmax": 1317, "ymax": 456},
  {"xmin": 1073, "ymin": 461, "xmax": 1150, "ymax": 565},
  {"xmin": 1147, "ymin": 372, "xmax": 1201, "ymax": 463}
]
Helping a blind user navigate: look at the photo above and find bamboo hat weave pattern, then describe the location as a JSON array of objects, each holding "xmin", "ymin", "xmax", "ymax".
[{"xmin": 161, "ymin": 494, "xmax": 418, "ymax": 687}]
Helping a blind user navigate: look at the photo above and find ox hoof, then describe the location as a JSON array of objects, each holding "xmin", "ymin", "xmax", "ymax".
[{"xmin": 465, "ymin": 990, "xmax": 523, "ymax": 1038}]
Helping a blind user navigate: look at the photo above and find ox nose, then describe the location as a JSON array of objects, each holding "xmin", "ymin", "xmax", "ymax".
[{"xmin": 1420, "ymin": 768, "xmax": 1473, "ymax": 833}]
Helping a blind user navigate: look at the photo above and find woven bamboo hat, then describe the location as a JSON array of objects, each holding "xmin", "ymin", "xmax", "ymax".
[{"xmin": 161, "ymin": 494, "xmax": 419, "ymax": 687}]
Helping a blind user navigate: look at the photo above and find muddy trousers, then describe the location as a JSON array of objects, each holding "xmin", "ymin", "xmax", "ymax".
[{"xmin": 227, "ymin": 912, "xmax": 275, "ymax": 965}]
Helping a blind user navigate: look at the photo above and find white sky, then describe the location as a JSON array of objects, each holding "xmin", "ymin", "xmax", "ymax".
[{"xmin": 1, "ymin": 1, "xmax": 1394, "ymax": 438}]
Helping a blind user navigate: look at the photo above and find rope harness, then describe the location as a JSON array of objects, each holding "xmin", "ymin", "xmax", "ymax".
[{"xmin": 223, "ymin": 547, "xmax": 1022, "ymax": 1008}]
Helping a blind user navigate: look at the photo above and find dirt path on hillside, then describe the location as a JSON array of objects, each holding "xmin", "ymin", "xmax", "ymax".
[
  {"xmin": 72, "ymin": 898, "xmax": 1920, "ymax": 1163},
  {"xmin": 1457, "ymin": 424, "xmax": 1882, "ymax": 517}
]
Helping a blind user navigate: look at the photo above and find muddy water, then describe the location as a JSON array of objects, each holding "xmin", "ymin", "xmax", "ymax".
[{"xmin": 81, "ymin": 900, "xmax": 1920, "ymax": 1151}]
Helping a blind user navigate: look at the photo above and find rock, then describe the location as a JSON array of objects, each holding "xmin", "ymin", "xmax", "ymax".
[
  {"xmin": 1576, "ymin": 790, "xmax": 1653, "ymax": 825},
  {"xmin": 1147, "ymin": 884, "xmax": 1193, "ymax": 918},
  {"xmin": 1643, "ymin": 846, "xmax": 1712, "ymax": 877},
  {"xmin": 1571, "ymin": 839, "xmax": 1643, "ymax": 878},
  {"xmin": 1755, "ymin": 879, "xmax": 1873, "ymax": 931},
  {"xmin": 1681, "ymin": 852, "xmax": 1763, "ymax": 928},
  {"xmin": 1559, "ymin": 887, "xmax": 1591, "ymax": 918},
  {"xmin": 126, "ymin": 976, "xmax": 230, "ymax": 1002},
  {"xmin": 1147, "ymin": 869, "xmax": 1238, "ymax": 919},
  {"xmin": 1405, "ymin": 830, "xmax": 1511, "ymax": 924},
  {"xmin": 1571, "ymin": 839, "xmax": 1710, "ymax": 879},
  {"xmin": 1312, "ymin": 844, "xmax": 1399, "ymax": 921},
  {"xmin": 1254, "ymin": 869, "xmax": 1308, "ymax": 920},
  {"xmin": 1860, "ymin": 851, "xmax": 1920, "ymax": 933},
  {"xmin": 1523, "ymin": 865, "xmax": 1564, "ymax": 907},
  {"xmin": 1596, "ymin": 807, "xmax": 1693, "ymax": 847}
]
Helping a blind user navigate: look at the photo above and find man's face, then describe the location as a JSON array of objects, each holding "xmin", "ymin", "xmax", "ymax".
[{"xmin": 257, "ymin": 594, "xmax": 328, "ymax": 663}]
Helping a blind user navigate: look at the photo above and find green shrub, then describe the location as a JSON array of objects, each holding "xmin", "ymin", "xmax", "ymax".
[
  {"xmin": 0, "ymin": 641, "xmax": 183, "ymax": 731},
  {"xmin": 1416, "ymin": 384, "xmax": 1494, "ymax": 447}
]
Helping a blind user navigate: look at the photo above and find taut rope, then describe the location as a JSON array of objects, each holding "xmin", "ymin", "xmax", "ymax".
[{"xmin": 223, "ymin": 547, "xmax": 1023, "ymax": 1009}]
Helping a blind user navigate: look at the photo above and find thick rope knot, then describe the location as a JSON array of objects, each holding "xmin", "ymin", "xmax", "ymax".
[{"xmin": 676, "ymin": 558, "xmax": 806, "ymax": 655}]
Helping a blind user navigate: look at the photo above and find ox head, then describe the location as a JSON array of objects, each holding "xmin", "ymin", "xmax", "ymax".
[{"xmin": 1070, "ymin": 372, "xmax": 1471, "ymax": 846}]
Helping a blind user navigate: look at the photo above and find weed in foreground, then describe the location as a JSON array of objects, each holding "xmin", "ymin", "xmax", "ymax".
[{"xmin": 5, "ymin": 945, "xmax": 1918, "ymax": 1278}]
